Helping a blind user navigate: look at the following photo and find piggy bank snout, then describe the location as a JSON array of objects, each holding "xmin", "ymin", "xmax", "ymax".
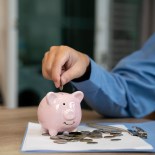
[{"xmin": 64, "ymin": 109, "xmax": 76, "ymax": 120}]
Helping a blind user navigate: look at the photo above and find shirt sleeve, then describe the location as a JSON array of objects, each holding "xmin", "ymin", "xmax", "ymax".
[{"xmin": 71, "ymin": 33, "xmax": 155, "ymax": 118}]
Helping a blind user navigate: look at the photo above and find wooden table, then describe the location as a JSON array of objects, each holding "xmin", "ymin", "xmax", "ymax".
[{"xmin": 0, "ymin": 106, "xmax": 154, "ymax": 155}]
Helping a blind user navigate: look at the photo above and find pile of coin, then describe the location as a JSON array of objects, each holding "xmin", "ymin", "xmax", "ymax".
[{"xmin": 42, "ymin": 129, "xmax": 123, "ymax": 144}]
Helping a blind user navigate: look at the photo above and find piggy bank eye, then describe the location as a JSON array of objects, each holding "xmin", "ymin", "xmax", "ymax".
[{"xmin": 63, "ymin": 103, "xmax": 65, "ymax": 105}]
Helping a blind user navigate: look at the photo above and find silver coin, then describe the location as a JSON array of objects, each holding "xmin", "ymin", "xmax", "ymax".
[
  {"xmin": 111, "ymin": 138, "xmax": 122, "ymax": 141},
  {"xmin": 104, "ymin": 135, "xmax": 115, "ymax": 138},
  {"xmin": 110, "ymin": 131, "xmax": 122, "ymax": 134},
  {"xmin": 50, "ymin": 136, "xmax": 60, "ymax": 140},
  {"xmin": 53, "ymin": 139, "xmax": 68, "ymax": 144},
  {"xmin": 48, "ymin": 129, "xmax": 124, "ymax": 144},
  {"xmin": 58, "ymin": 135, "xmax": 74, "ymax": 141},
  {"xmin": 87, "ymin": 123, "xmax": 132, "ymax": 135},
  {"xmin": 110, "ymin": 133, "xmax": 123, "ymax": 137},
  {"xmin": 59, "ymin": 79, "xmax": 63, "ymax": 91},
  {"xmin": 87, "ymin": 141, "xmax": 98, "ymax": 144},
  {"xmin": 69, "ymin": 132, "xmax": 82, "ymax": 135},
  {"xmin": 69, "ymin": 139, "xmax": 79, "ymax": 142},
  {"xmin": 59, "ymin": 85, "xmax": 63, "ymax": 91},
  {"xmin": 80, "ymin": 138, "xmax": 93, "ymax": 142},
  {"xmin": 90, "ymin": 132, "xmax": 102, "ymax": 138}
]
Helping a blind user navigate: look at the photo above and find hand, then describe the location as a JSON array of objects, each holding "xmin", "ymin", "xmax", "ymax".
[{"xmin": 42, "ymin": 45, "xmax": 90, "ymax": 88}]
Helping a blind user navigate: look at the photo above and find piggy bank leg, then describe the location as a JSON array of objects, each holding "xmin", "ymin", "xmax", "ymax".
[
  {"xmin": 42, "ymin": 127, "xmax": 48, "ymax": 134},
  {"xmin": 49, "ymin": 129, "xmax": 58, "ymax": 137},
  {"xmin": 72, "ymin": 128, "xmax": 77, "ymax": 132}
]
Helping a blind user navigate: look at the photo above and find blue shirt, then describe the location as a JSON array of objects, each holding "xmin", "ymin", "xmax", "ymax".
[{"xmin": 72, "ymin": 33, "xmax": 155, "ymax": 118}]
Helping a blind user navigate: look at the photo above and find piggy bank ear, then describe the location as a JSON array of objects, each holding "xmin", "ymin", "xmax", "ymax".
[
  {"xmin": 46, "ymin": 92, "xmax": 57, "ymax": 105},
  {"xmin": 72, "ymin": 91, "xmax": 84, "ymax": 102}
]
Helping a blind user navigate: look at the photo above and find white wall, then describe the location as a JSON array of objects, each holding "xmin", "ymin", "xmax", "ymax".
[
  {"xmin": 94, "ymin": 0, "xmax": 112, "ymax": 69},
  {"xmin": 0, "ymin": 0, "xmax": 18, "ymax": 108},
  {"xmin": 0, "ymin": 0, "xmax": 7, "ymax": 104}
]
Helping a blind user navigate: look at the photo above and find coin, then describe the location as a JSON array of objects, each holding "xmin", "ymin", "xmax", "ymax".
[
  {"xmin": 90, "ymin": 130, "xmax": 103, "ymax": 138},
  {"xmin": 50, "ymin": 136, "xmax": 60, "ymax": 140},
  {"xmin": 69, "ymin": 132, "xmax": 82, "ymax": 135},
  {"xmin": 87, "ymin": 123, "xmax": 132, "ymax": 134},
  {"xmin": 87, "ymin": 141, "xmax": 98, "ymax": 144},
  {"xmin": 47, "ymin": 129, "xmax": 124, "ymax": 144},
  {"xmin": 57, "ymin": 135, "xmax": 73, "ymax": 140},
  {"xmin": 53, "ymin": 139, "xmax": 68, "ymax": 144},
  {"xmin": 59, "ymin": 78, "xmax": 63, "ymax": 91},
  {"xmin": 110, "ymin": 131, "xmax": 122, "ymax": 134},
  {"xmin": 111, "ymin": 138, "xmax": 122, "ymax": 141},
  {"xmin": 59, "ymin": 85, "xmax": 63, "ymax": 91},
  {"xmin": 80, "ymin": 138, "xmax": 93, "ymax": 142},
  {"xmin": 81, "ymin": 131, "xmax": 91, "ymax": 135},
  {"xmin": 104, "ymin": 135, "xmax": 115, "ymax": 138},
  {"xmin": 110, "ymin": 133, "xmax": 123, "ymax": 137}
]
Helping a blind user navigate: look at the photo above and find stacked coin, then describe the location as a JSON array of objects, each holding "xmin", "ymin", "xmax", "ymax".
[{"xmin": 42, "ymin": 129, "xmax": 123, "ymax": 144}]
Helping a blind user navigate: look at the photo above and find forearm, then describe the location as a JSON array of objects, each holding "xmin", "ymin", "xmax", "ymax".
[
  {"xmin": 72, "ymin": 59, "xmax": 131, "ymax": 118},
  {"xmin": 72, "ymin": 34, "xmax": 155, "ymax": 118},
  {"xmin": 72, "ymin": 55, "xmax": 155, "ymax": 118}
]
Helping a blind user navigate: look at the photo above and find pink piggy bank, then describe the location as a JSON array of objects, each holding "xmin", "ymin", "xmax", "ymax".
[{"xmin": 37, "ymin": 91, "xmax": 84, "ymax": 136}]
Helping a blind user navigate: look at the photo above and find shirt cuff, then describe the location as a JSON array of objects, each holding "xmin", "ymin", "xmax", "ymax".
[{"xmin": 72, "ymin": 59, "xmax": 91, "ymax": 82}]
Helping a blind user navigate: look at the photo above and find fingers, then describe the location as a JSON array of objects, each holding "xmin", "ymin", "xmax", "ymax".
[
  {"xmin": 42, "ymin": 46, "xmax": 70, "ymax": 88},
  {"xmin": 61, "ymin": 52, "xmax": 90, "ymax": 85},
  {"xmin": 42, "ymin": 52, "xmax": 51, "ymax": 80},
  {"xmin": 42, "ymin": 47, "xmax": 60, "ymax": 87},
  {"xmin": 42, "ymin": 45, "xmax": 90, "ymax": 88},
  {"xmin": 52, "ymin": 47, "xmax": 69, "ymax": 78},
  {"xmin": 61, "ymin": 64, "xmax": 82, "ymax": 85}
]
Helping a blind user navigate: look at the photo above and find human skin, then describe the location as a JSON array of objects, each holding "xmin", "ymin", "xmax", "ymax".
[{"xmin": 42, "ymin": 45, "xmax": 90, "ymax": 88}]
